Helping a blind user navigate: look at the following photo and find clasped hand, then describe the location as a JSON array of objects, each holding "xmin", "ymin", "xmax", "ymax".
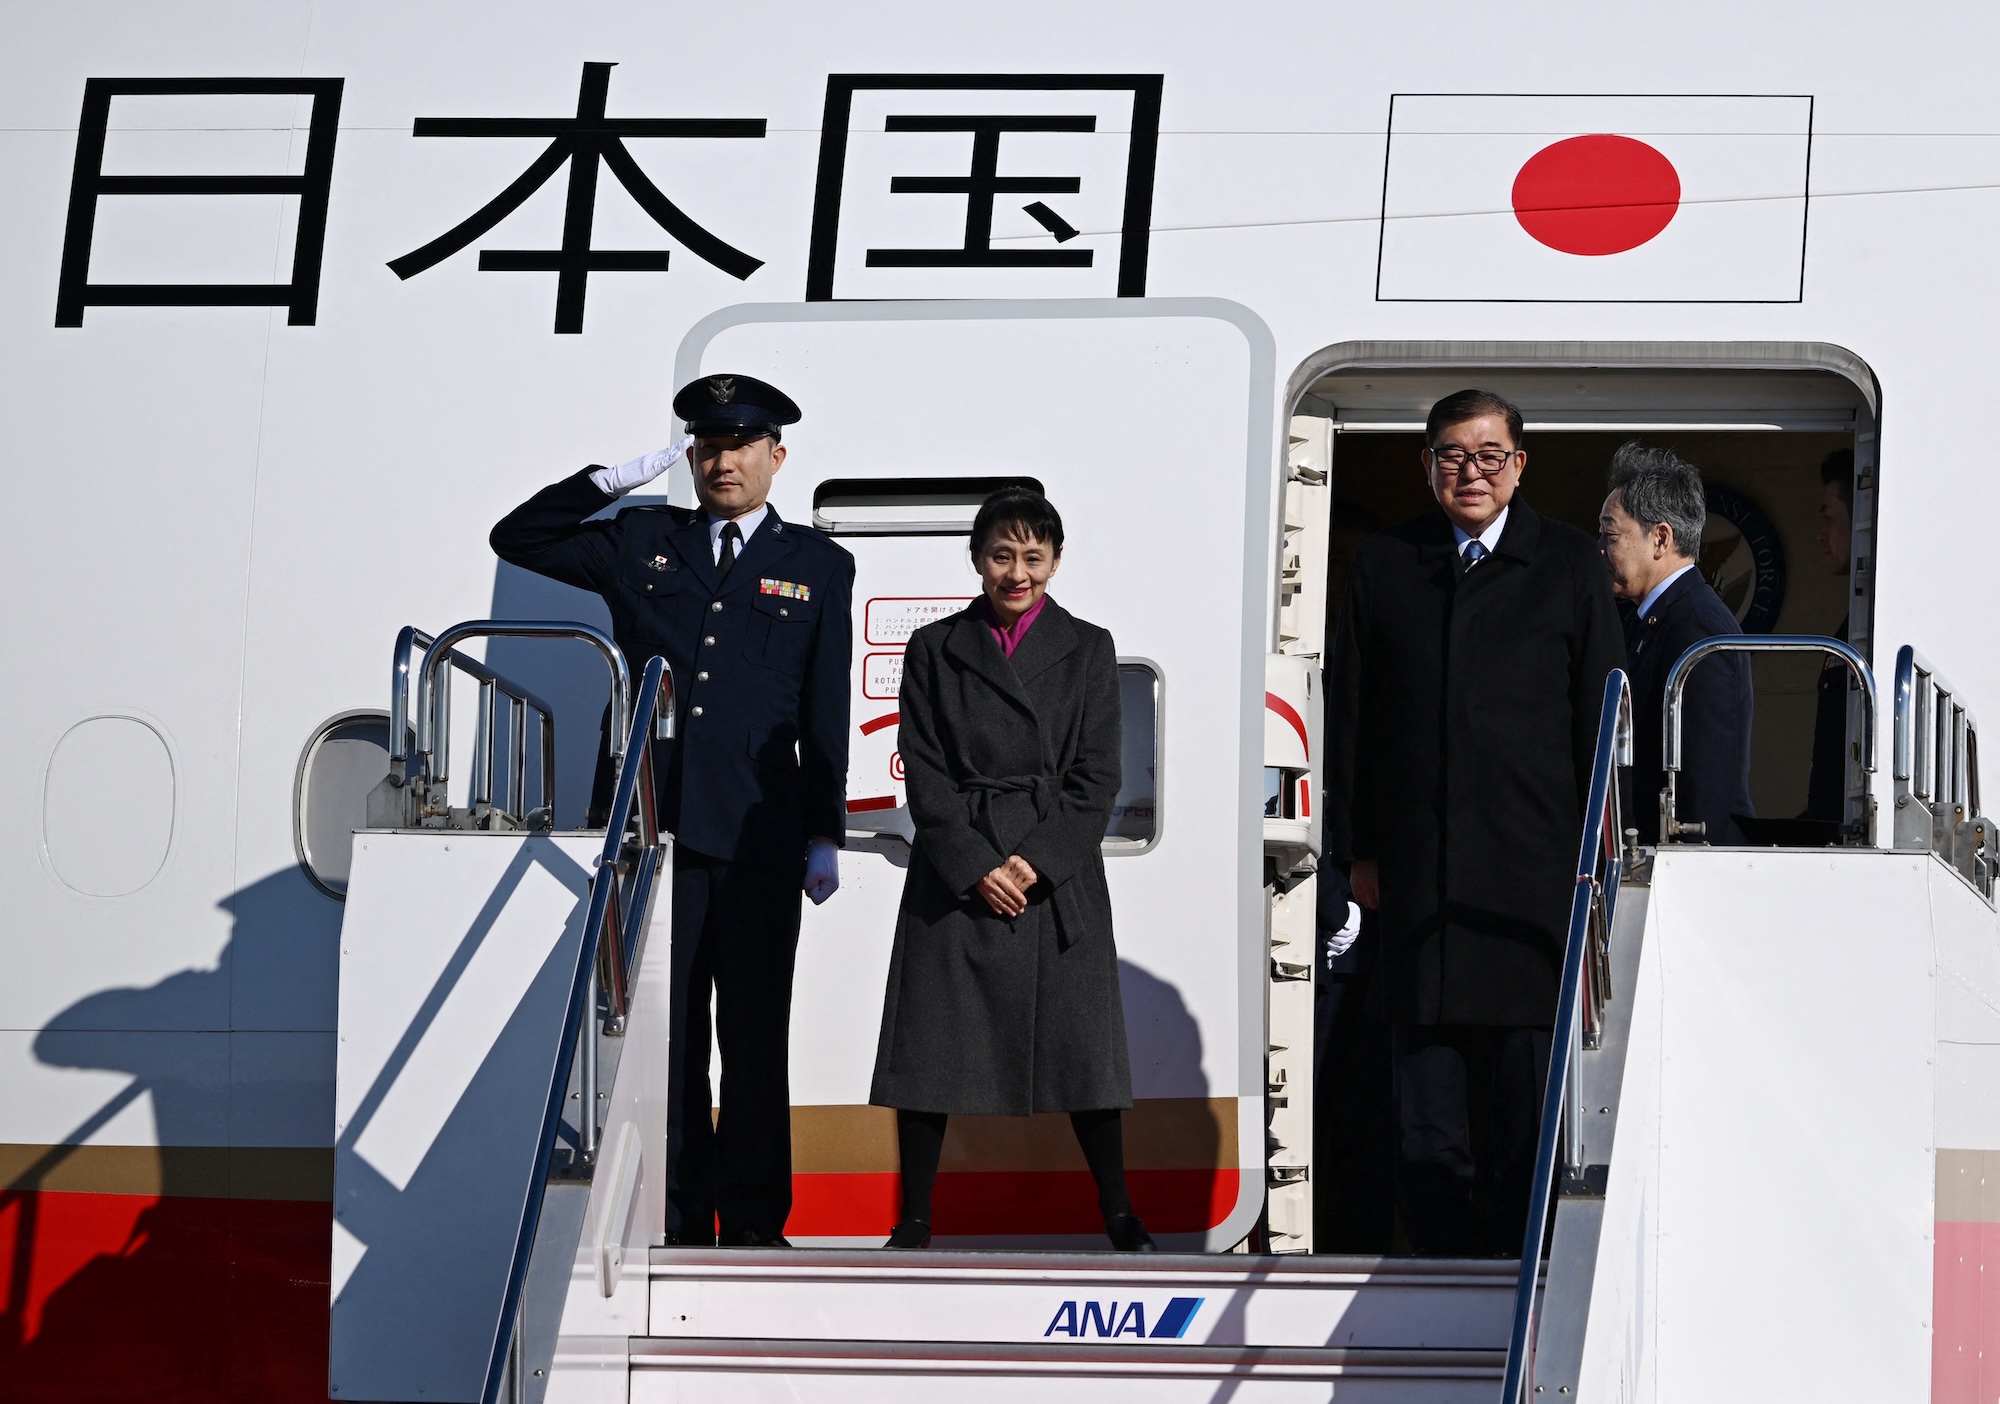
[{"xmin": 975, "ymin": 856, "xmax": 1040, "ymax": 917}]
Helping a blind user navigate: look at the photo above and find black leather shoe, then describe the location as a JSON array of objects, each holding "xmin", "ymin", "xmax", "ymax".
[
  {"xmin": 1105, "ymin": 1213, "xmax": 1158, "ymax": 1252},
  {"xmin": 718, "ymin": 1226, "xmax": 793, "ymax": 1248},
  {"xmin": 666, "ymin": 1228, "xmax": 716, "ymax": 1247},
  {"xmin": 883, "ymin": 1219, "xmax": 932, "ymax": 1249}
]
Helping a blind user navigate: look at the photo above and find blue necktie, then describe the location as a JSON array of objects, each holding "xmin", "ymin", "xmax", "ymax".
[{"xmin": 1462, "ymin": 539, "xmax": 1489, "ymax": 569}]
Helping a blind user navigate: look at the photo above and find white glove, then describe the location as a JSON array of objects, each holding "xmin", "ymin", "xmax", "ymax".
[
  {"xmin": 1326, "ymin": 903, "xmax": 1363, "ymax": 960},
  {"xmin": 803, "ymin": 838, "xmax": 841, "ymax": 905},
  {"xmin": 589, "ymin": 434, "xmax": 695, "ymax": 497}
]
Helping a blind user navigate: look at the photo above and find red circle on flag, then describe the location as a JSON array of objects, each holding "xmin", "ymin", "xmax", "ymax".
[{"xmin": 1511, "ymin": 134, "xmax": 1681, "ymax": 256}]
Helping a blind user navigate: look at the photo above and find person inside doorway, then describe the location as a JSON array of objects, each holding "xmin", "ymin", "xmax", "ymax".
[
  {"xmin": 1325, "ymin": 389, "xmax": 1623, "ymax": 1256},
  {"xmin": 1804, "ymin": 448, "xmax": 1855, "ymax": 829},
  {"xmin": 1598, "ymin": 442, "xmax": 1755, "ymax": 845}
]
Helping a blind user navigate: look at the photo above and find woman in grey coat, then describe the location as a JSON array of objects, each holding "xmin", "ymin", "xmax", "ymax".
[{"xmin": 870, "ymin": 488, "xmax": 1152, "ymax": 1251}]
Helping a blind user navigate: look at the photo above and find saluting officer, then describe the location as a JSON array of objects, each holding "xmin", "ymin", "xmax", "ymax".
[{"xmin": 491, "ymin": 373, "xmax": 855, "ymax": 1247}]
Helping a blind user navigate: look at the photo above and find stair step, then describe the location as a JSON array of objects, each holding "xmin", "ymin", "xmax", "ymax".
[
  {"xmin": 628, "ymin": 1337, "xmax": 1505, "ymax": 1402},
  {"xmin": 648, "ymin": 1249, "xmax": 1528, "ymax": 1350}
]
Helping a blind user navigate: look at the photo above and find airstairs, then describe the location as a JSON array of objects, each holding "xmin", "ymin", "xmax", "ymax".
[{"xmin": 328, "ymin": 625, "xmax": 1997, "ymax": 1403}]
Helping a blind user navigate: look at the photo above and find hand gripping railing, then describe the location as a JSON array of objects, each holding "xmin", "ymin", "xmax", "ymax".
[
  {"xmin": 385, "ymin": 625, "xmax": 561, "ymax": 827},
  {"xmin": 1662, "ymin": 634, "xmax": 1878, "ymax": 846},
  {"xmin": 481, "ymin": 653, "xmax": 671, "ymax": 1404},
  {"xmin": 1893, "ymin": 645, "xmax": 1995, "ymax": 895},
  {"xmin": 1502, "ymin": 669, "xmax": 1632, "ymax": 1404},
  {"xmin": 410, "ymin": 621, "xmax": 631, "ymax": 828}
]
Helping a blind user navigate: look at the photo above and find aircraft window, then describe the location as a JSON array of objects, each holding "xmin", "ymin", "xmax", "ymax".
[
  {"xmin": 1263, "ymin": 767, "xmax": 1296, "ymax": 820},
  {"xmin": 1106, "ymin": 660, "xmax": 1161, "ymax": 852},
  {"xmin": 296, "ymin": 711, "xmax": 394, "ymax": 899},
  {"xmin": 813, "ymin": 476, "xmax": 1044, "ymax": 535}
]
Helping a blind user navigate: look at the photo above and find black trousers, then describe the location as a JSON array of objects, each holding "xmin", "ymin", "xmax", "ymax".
[
  {"xmin": 665, "ymin": 848, "xmax": 802, "ymax": 1240},
  {"xmin": 1392, "ymin": 1023, "xmax": 1552, "ymax": 1257},
  {"xmin": 1313, "ymin": 926, "xmax": 1395, "ymax": 1253}
]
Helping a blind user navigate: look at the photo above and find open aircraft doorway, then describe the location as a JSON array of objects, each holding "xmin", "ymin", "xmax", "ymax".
[
  {"xmin": 1296, "ymin": 349, "xmax": 1878, "ymax": 841},
  {"xmin": 1287, "ymin": 346, "xmax": 1881, "ymax": 1257}
]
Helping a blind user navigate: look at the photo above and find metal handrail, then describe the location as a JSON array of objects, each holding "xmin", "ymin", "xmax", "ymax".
[
  {"xmin": 1502, "ymin": 669, "xmax": 1631, "ymax": 1404},
  {"xmin": 1892, "ymin": 645, "xmax": 1994, "ymax": 895},
  {"xmin": 411, "ymin": 621, "xmax": 629, "ymax": 826},
  {"xmin": 387, "ymin": 625, "xmax": 561, "ymax": 825},
  {"xmin": 479, "ymin": 653, "xmax": 671, "ymax": 1404},
  {"xmin": 1661, "ymin": 634, "xmax": 1877, "ymax": 845}
]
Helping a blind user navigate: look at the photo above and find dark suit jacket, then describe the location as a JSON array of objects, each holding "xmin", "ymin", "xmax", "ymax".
[
  {"xmin": 870, "ymin": 599, "xmax": 1131, "ymax": 1115},
  {"xmin": 1622, "ymin": 568, "xmax": 1755, "ymax": 846},
  {"xmin": 491, "ymin": 470, "xmax": 854, "ymax": 868},
  {"xmin": 1805, "ymin": 615, "xmax": 1851, "ymax": 823},
  {"xmin": 1324, "ymin": 502, "xmax": 1624, "ymax": 1027}
]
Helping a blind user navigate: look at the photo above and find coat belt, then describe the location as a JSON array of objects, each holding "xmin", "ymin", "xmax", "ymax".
[{"xmin": 962, "ymin": 774, "xmax": 1088, "ymax": 948}]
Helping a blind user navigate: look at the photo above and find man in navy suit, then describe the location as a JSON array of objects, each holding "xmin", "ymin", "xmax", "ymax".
[
  {"xmin": 491, "ymin": 373, "xmax": 855, "ymax": 1246},
  {"xmin": 1598, "ymin": 443, "xmax": 1754, "ymax": 845}
]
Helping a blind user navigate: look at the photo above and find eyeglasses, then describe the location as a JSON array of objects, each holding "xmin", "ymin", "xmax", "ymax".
[{"xmin": 1427, "ymin": 447, "xmax": 1519, "ymax": 477}]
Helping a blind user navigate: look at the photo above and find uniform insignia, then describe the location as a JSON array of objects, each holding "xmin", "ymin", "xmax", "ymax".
[
  {"xmin": 647, "ymin": 554, "xmax": 675, "ymax": 571},
  {"xmin": 707, "ymin": 375, "xmax": 736, "ymax": 404},
  {"xmin": 759, "ymin": 578, "xmax": 810, "ymax": 601}
]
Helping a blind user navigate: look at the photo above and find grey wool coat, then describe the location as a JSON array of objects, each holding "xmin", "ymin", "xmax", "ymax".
[{"xmin": 869, "ymin": 598, "xmax": 1133, "ymax": 1116}]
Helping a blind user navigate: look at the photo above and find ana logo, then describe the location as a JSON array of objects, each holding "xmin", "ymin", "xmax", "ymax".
[{"xmin": 1043, "ymin": 1296, "xmax": 1203, "ymax": 1340}]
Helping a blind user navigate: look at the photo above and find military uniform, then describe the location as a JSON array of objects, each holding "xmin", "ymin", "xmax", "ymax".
[{"xmin": 491, "ymin": 375, "xmax": 853, "ymax": 1244}]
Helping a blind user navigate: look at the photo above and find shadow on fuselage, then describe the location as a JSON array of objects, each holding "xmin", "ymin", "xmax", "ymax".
[{"xmin": 2, "ymin": 866, "xmax": 339, "ymax": 1404}]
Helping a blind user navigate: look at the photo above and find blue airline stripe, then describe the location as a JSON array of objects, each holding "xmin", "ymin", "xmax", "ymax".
[{"xmin": 1148, "ymin": 1296, "xmax": 1204, "ymax": 1339}]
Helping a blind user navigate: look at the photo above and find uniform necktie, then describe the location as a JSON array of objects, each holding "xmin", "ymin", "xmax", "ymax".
[
  {"xmin": 1462, "ymin": 539, "xmax": 1489, "ymax": 569},
  {"xmin": 717, "ymin": 521, "xmax": 742, "ymax": 581}
]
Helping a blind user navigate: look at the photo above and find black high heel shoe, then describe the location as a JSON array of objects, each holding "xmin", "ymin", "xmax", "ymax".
[
  {"xmin": 884, "ymin": 1219, "xmax": 932, "ymax": 1249},
  {"xmin": 1105, "ymin": 1212, "xmax": 1157, "ymax": 1252}
]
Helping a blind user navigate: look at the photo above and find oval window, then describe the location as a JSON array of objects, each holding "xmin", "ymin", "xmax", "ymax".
[
  {"xmin": 296, "ymin": 712, "xmax": 393, "ymax": 898},
  {"xmin": 44, "ymin": 716, "xmax": 176, "ymax": 896}
]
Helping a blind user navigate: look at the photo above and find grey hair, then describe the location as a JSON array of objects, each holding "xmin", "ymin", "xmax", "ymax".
[{"xmin": 1607, "ymin": 441, "xmax": 1705, "ymax": 559}]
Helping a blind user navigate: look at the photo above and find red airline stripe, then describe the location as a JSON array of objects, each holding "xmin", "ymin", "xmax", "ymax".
[
  {"xmin": 859, "ymin": 712, "xmax": 900, "ymax": 736},
  {"xmin": 847, "ymin": 796, "xmax": 899, "ymax": 813},
  {"xmin": 786, "ymin": 1168, "xmax": 1239, "ymax": 1238},
  {"xmin": 1264, "ymin": 691, "xmax": 1309, "ymax": 758}
]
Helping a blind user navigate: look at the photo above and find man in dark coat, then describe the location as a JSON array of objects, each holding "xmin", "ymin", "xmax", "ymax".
[
  {"xmin": 1324, "ymin": 389, "xmax": 1623, "ymax": 1256},
  {"xmin": 1598, "ymin": 443, "xmax": 1755, "ymax": 846},
  {"xmin": 1805, "ymin": 448, "xmax": 1855, "ymax": 831},
  {"xmin": 490, "ymin": 373, "xmax": 854, "ymax": 1247}
]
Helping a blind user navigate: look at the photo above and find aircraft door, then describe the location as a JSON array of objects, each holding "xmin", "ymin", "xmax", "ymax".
[{"xmin": 671, "ymin": 300, "xmax": 1274, "ymax": 1249}]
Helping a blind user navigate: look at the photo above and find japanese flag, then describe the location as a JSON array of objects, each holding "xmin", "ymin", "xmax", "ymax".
[{"xmin": 1375, "ymin": 94, "xmax": 1812, "ymax": 302}]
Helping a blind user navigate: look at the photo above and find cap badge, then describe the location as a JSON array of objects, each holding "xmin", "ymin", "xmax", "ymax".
[
  {"xmin": 707, "ymin": 375, "xmax": 737, "ymax": 404},
  {"xmin": 760, "ymin": 578, "xmax": 810, "ymax": 601}
]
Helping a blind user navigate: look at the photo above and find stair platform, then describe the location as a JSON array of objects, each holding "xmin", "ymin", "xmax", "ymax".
[{"xmin": 648, "ymin": 1247, "xmax": 1525, "ymax": 1350}]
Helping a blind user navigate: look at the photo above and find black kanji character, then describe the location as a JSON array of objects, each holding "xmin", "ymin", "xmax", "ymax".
[
  {"xmin": 388, "ymin": 62, "xmax": 765, "ymax": 333},
  {"xmin": 806, "ymin": 75, "xmax": 1163, "ymax": 301},
  {"xmin": 55, "ymin": 78, "xmax": 344, "ymax": 328}
]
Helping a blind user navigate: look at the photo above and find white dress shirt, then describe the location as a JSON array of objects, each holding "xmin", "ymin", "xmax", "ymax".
[
  {"xmin": 1635, "ymin": 562, "xmax": 1695, "ymax": 620},
  {"xmin": 705, "ymin": 503, "xmax": 769, "ymax": 564},
  {"xmin": 1451, "ymin": 504, "xmax": 1510, "ymax": 561}
]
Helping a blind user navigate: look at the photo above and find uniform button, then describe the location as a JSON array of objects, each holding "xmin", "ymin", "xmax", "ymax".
[
  {"xmin": 698, "ymin": 671, "xmax": 709, "ymax": 682},
  {"xmin": 779, "ymin": 607, "xmax": 788, "ymax": 617},
  {"xmin": 704, "ymin": 635, "xmax": 716, "ymax": 646},
  {"xmin": 691, "ymin": 706, "xmax": 704, "ymax": 717},
  {"xmin": 710, "ymin": 601, "xmax": 723, "ymax": 613}
]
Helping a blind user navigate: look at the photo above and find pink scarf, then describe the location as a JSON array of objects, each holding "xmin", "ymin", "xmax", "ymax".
[{"xmin": 979, "ymin": 593, "xmax": 1047, "ymax": 657}]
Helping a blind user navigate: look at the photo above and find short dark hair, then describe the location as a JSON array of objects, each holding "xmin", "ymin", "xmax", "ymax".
[
  {"xmin": 1607, "ymin": 441, "xmax": 1706, "ymax": 559},
  {"xmin": 1426, "ymin": 388, "xmax": 1524, "ymax": 449},
  {"xmin": 970, "ymin": 487, "xmax": 1064, "ymax": 557},
  {"xmin": 1820, "ymin": 447, "xmax": 1853, "ymax": 508}
]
